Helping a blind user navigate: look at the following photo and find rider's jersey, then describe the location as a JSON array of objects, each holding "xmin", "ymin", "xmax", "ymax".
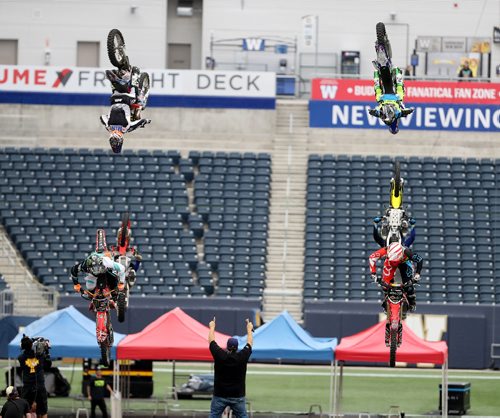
[
  {"xmin": 369, "ymin": 246, "xmax": 423, "ymax": 284},
  {"xmin": 71, "ymin": 252, "xmax": 126, "ymax": 286}
]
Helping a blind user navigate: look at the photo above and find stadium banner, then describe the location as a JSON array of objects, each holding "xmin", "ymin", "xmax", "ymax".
[
  {"xmin": 309, "ymin": 78, "xmax": 500, "ymax": 131},
  {"xmin": 0, "ymin": 65, "xmax": 276, "ymax": 109}
]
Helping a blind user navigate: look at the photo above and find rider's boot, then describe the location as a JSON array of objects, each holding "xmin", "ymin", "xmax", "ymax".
[
  {"xmin": 401, "ymin": 108, "xmax": 414, "ymax": 117},
  {"xmin": 369, "ymin": 108, "xmax": 381, "ymax": 118},
  {"xmin": 127, "ymin": 269, "xmax": 137, "ymax": 287}
]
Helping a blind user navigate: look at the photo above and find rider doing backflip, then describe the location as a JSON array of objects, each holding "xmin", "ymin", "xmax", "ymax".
[
  {"xmin": 100, "ymin": 68, "xmax": 151, "ymax": 153},
  {"xmin": 369, "ymin": 241, "xmax": 423, "ymax": 313},
  {"xmin": 368, "ymin": 22, "xmax": 414, "ymax": 134}
]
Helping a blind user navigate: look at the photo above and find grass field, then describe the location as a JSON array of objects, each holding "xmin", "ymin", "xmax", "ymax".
[{"xmin": 33, "ymin": 361, "xmax": 500, "ymax": 415}]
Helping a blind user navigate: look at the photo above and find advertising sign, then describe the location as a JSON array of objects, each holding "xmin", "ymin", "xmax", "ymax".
[
  {"xmin": 310, "ymin": 78, "xmax": 500, "ymax": 132},
  {"xmin": 0, "ymin": 65, "xmax": 276, "ymax": 109}
]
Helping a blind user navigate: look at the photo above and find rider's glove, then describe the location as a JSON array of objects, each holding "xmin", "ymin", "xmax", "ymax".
[
  {"xmin": 73, "ymin": 283, "xmax": 81, "ymax": 293},
  {"xmin": 409, "ymin": 218, "xmax": 416, "ymax": 225},
  {"xmin": 371, "ymin": 273, "xmax": 379, "ymax": 284},
  {"xmin": 118, "ymin": 282, "xmax": 125, "ymax": 291},
  {"xmin": 413, "ymin": 273, "xmax": 421, "ymax": 282},
  {"xmin": 373, "ymin": 217, "xmax": 381, "ymax": 224}
]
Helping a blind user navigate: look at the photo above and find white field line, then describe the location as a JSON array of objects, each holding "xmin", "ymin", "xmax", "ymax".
[{"xmin": 55, "ymin": 365, "xmax": 500, "ymax": 380}]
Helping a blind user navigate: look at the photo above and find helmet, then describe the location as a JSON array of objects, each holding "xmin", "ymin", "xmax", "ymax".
[
  {"xmin": 86, "ymin": 254, "xmax": 106, "ymax": 276},
  {"xmin": 387, "ymin": 242, "xmax": 404, "ymax": 265},
  {"xmin": 109, "ymin": 129, "xmax": 124, "ymax": 154},
  {"xmin": 380, "ymin": 104, "xmax": 396, "ymax": 126}
]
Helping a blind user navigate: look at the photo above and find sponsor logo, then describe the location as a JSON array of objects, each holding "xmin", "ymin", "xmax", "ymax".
[{"xmin": 52, "ymin": 68, "xmax": 73, "ymax": 88}]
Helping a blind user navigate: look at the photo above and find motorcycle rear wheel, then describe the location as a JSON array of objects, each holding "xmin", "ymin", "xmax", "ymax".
[
  {"xmin": 376, "ymin": 22, "xmax": 392, "ymax": 60},
  {"xmin": 107, "ymin": 29, "xmax": 129, "ymax": 69},
  {"xmin": 390, "ymin": 330, "xmax": 397, "ymax": 367}
]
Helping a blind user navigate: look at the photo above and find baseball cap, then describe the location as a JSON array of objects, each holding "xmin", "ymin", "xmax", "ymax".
[
  {"xmin": 6, "ymin": 386, "xmax": 18, "ymax": 398},
  {"xmin": 227, "ymin": 338, "xmax": 239, "ymax": 351}
]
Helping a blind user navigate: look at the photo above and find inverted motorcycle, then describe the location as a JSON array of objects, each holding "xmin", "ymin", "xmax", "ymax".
[
  {"xmin": 105, "ymin": 29, "xmax": 151, "ymax": 153},
  {"xmin": 375, "ymin": 161, "xmax": 413, "ymax": 246},
  {"xmin": 368, "ymin": 22, "xmax": 413, "ymax": 134}
]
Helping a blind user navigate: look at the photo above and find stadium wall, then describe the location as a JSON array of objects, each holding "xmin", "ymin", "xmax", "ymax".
[
  {"xmin": 1, "ymin": 1, "xmax": 498, "ymax": 76},
  {"xmin": 304, "ymin": 301, "xmax": 500, "ymax": 369}
]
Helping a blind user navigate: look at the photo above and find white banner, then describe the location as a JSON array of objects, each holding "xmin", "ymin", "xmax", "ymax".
[{"xmin": 0, "ymin": 66, "xmax": 276, "ymax": 98}]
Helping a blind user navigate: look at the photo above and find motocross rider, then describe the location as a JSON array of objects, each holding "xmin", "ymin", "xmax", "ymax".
[
  {"xmin": 100, "ymin": 67, "xmax": 151, "ymax": 152},
  {"xmin": 368, "ymin": 66, "xmax": 414, "ymax": 134},
  {"xmin": 70, "ymin": 251, "xmax": 126, "ymax": 297},
  {"xmin": 368, "ymin": 241, "xmax": 423, "ymax": 313}
]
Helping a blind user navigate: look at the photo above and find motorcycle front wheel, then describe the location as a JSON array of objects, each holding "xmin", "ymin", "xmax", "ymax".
[
  {"xmin": 107, "ymin": 29, "xmax": 129, "ymax": 69},
  {"xmin": 389, "ymin": 330, "xmax": 397, "ymax": 367},
  {"xmin": 117, "ymin": 290, "xmax": 127, "ymax": 323},
  {"xmin": 100, "ymin": 344, "xmax": 110, "ymax": 367},
  {"xmin": 118, "ymin": 212, "xmax": 130, "ymax": 249}
]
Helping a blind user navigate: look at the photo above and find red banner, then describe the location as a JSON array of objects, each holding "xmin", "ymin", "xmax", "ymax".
[{"xmin": 311, "ymin": 78, "xmax": 500, "ymax": 105}]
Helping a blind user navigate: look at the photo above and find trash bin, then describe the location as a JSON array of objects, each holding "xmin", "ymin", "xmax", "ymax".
[{"xmin": 439, "ymin": 382, "xmax": 471, "ymax": 415}]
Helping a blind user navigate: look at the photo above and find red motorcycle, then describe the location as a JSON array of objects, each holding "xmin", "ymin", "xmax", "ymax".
[
  {"xmin": 381, "ymin": 276, "xmax": 413, "ymax": 367},
  {"xmin": 82, "ymin": 284, "xmax": 116, "ymax": 367},
  {"xmin": 110, "ymin": 212, "xmax": 138, "ymax": 323}
]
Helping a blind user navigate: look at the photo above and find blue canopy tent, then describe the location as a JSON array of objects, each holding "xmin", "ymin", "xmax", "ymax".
[
  {"xmin": 235, "ymin": 311, "xmax": 337, "ymax": 361},
  {"xmin": 235, "ymin": 311, "xmax": 337, "ymax": 412},
  {"xmin": 8, "ymin": 305, "xmax": 125, "ymax": 359}
]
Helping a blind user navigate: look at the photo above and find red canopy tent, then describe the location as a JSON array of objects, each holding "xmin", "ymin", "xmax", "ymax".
[
  {"xmin": 116, "ymin": 307, "xmax": 231, "ymax": 360},
  {"xmin": 333, "ymin": 321, "xmax": 448, "ymax": 417}
]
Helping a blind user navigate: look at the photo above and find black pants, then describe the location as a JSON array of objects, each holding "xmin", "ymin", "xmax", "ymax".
[{"xmin": 90, "ymin": 398, "xmax": 108, "ymax": 418}]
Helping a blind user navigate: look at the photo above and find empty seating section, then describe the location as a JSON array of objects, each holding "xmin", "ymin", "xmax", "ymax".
[
  {"xmin": 305, "ymin": 154, "xmax": 498, "ymax": 305},
  {"xmin": 0, "ymin": 148, "xmax": 271, "ymax": 299}
]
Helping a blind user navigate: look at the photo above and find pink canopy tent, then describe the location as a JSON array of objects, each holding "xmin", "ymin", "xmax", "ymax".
[{"xmin": 333, "ymin": 321, "xmax": 448, "ymax": 417}]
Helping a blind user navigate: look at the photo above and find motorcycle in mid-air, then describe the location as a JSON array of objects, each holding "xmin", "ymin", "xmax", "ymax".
[
  {"xmin": 381, "ymin": 274, "xmax": 416, "ymax": 367},
  {"xmin": 82, "ymin": 282, "xmax": 115, "ymax": 367},
  {"xmin": 109, "ymin": 212, "xmax": 138, "ymax": 323},
  {"xmin": 374, "ymin": 161, "xmax": 413, "ymax": 246},
  {"xmin": 103, "ymin": 29, "xmax": 151, "ymax": 153},
  {"xmin": 368, "ymin": 22, "xmax": 414, "ymax": 134}
]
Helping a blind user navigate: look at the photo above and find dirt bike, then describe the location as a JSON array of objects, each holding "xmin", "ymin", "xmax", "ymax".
[
  {"xmin": 368, "ymin": 22, "xmax": 414, "ymax": 134},
  {"xmin": 380, "ymin": 273, "xmax": 416, "ymax": 367},
  {"xmin": 105, "ymin": 29, "xmax": 151, "ymax": 152},
  {"xmin": 110, "ymin": 212, "xmax": 138, "ymax": 323},
  {"xmin": 375, "ymin": 161, "xmax": 413, "ymax": 246},
  {"xmin": 82, "ymin": 283, "xmax": 115, "ymax": 367}
]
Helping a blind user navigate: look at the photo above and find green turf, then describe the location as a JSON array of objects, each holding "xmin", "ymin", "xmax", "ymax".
[{"xmin": 4, "ymin": 361, "xmax": 500, "ymax": 415}]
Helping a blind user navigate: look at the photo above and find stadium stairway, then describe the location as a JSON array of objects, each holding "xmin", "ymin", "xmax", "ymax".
[
  {"xmin": 0, "ymin": 225, "xmax": 57, "ymax": 316},
  {"xmin": 262, "ymin": 100, "xmax": 309, "ymax": 322}
]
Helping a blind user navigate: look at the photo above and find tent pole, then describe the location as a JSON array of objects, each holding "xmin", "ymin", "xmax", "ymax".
[
  {"xmin": 443, "ymin": 358, "xmax": 448, "ymax": 418},
  {"xmin": 333, "ymin": 360, "xmax": 339, "ymax": 417},
  {"xmin": 329, "ymin": 360, "xmax": 333, "ymax": 415},
  {"xmin": 339, "ymin": 361, "xmax": 344, "ymax": 415}
]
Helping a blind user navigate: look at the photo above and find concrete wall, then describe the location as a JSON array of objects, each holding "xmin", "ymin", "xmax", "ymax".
[
  {"xmin": 1, "ymin": 1, "xmax": 498, "ymax": 76},
  {"xmin": 0, "ymin": 0, "xmax": 167, "ymax": 67}
]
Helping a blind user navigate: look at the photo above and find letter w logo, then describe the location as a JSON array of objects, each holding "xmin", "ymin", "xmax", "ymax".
[
  {"xmin": 319, "ymin": 84, "xmax": 338, "ymax": 99},
  {"xmin": 243, "ymin": 38, "xmax": 265, "ymax": 51}
]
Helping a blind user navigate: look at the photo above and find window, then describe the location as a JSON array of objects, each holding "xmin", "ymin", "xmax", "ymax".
[
  {"xmin": 0, "ymin": 40, "xmax": 18, "ymax": 65},
  {"xmin": 77, "ymin": 41, "xmax": 100, "ymax": 67}
]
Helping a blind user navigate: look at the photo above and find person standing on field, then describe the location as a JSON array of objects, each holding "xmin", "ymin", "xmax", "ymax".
[{"xmin": 208, "ymin": 318, "xmax": 253, "ymax": 418}]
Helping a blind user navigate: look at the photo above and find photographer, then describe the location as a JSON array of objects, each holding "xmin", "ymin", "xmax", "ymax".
[
  {"xmin": 0, "ymin": 386, "xmax": 30, "ymax": 418},
  {"xmin": 18, "ymin": 336, "xmax": 51, "ymax": 418}
]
